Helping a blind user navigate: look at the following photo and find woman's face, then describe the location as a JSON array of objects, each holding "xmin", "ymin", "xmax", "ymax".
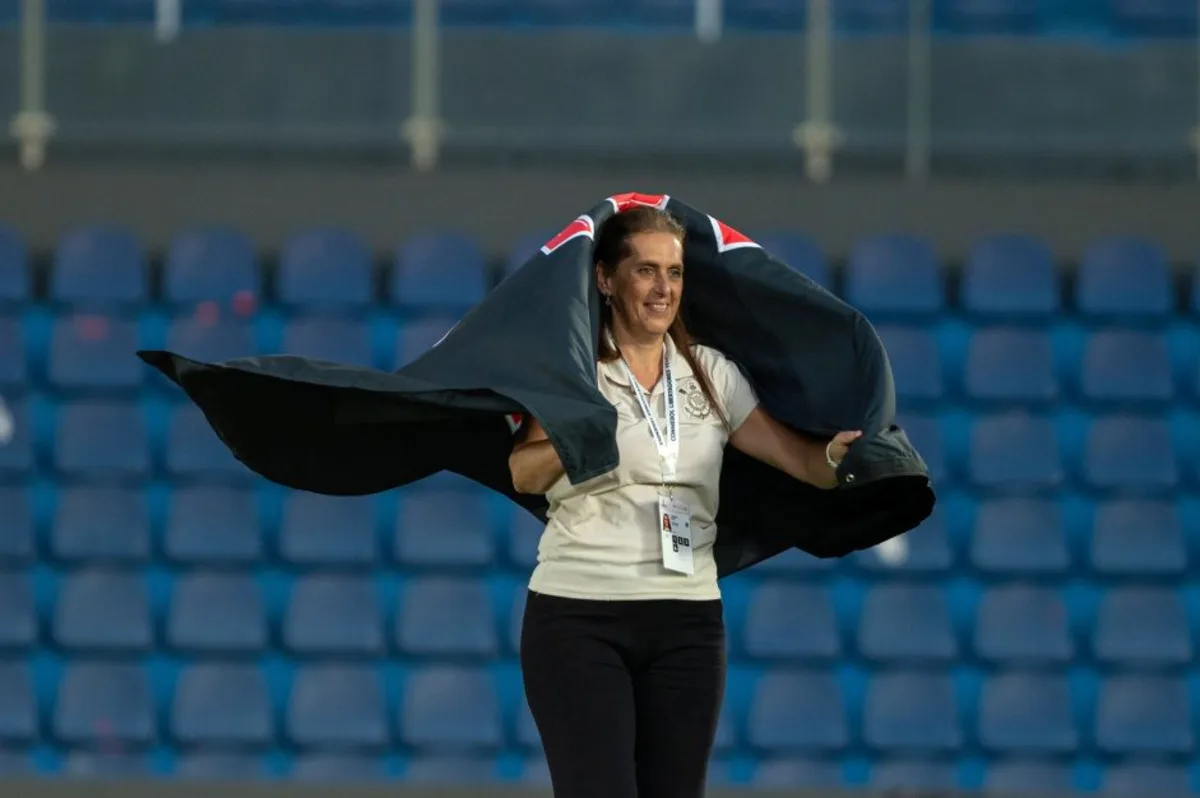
[{"xmin": 598, "ymin": 231, "xmax": 684, "ymax": 340}]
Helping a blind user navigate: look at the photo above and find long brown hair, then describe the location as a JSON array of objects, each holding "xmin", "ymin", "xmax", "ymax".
[{"xmin": 594, "ymin": 206, "xmax": 731, "ymax": 433}]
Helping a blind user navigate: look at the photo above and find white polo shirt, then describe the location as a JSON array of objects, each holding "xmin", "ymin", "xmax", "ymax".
[{"xmin": 527, "ymin": 337, "xmax": 760, "ymax": 601}]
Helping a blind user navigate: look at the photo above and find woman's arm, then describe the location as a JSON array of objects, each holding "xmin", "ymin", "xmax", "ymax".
[
  {"xmin": 729, "ymin": 407, "xmax": 861, "ymax": 490},
  {"xmin": 509, "ymin": 415, "xmax": 567, "ymax": 494}
]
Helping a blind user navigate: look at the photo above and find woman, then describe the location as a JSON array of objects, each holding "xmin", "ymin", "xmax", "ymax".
[{"xmin": 509, "ymin": 205, "xmax": 862, "ymax": 798}]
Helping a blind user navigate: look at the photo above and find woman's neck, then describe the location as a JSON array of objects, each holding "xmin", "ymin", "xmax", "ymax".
[{"xmin": 610, "ymin": 319, "xmax": 666, "ymax": 389}]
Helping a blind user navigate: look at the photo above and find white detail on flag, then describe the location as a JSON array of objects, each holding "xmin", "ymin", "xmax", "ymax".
[{"xmin": 707, "ymin": 215, "xmax": 761, "ymax": 253}]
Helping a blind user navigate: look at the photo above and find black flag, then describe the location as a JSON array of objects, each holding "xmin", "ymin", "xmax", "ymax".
[{"xmin": 138, "ymin": 193, "xmax": 935, "ymax": 577}]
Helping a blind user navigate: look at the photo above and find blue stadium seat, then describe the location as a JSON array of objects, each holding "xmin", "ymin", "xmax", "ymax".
[
  {"xmin": 175, "ymin": 752, "xmax": 267, "ymax": 780},
  {"xmin": 753, "ymin": 758, "xmax": 841, "ymax": 788},
  {"xmin": 898, "ymin": 414, "xmax": 947, "ymax": 484},
  {"xmin": 978, "ymin": 672, "xmax": 1077, "ymax": 754},
  {"xmin": 165, "ymin": 486, "xmax": 261, "ymax": 564},
  {"xmin": 48, "ymin": 314, "xmax": 141, "ymax": 392},
  {"xmin": 396, "ymin": 578, "xmax": 498, "ymax": 657},
  {"xmin": 960, "ymin": 234, "xmax": 1058, "ymax": 319},
  {"xmin": 0, "ymin": 488, "xmax": 34, "ymax": 563},
  {"xmin": 1084, "ymin": 415, "xmax": 1178, "ymax": 491},
  {"xmin": 166, "ymin": 313, "xmax": 257, "ymax": 363},
  {"xmin": 168, "ymin": 572, "xmax": 267, "ymax": 654},
  {"xmin": 975, "ymin": 585, "xmax": 1072, "ymax": 664},
  {"xmin": 0, "ymin": 398, "xmax": 33, "ymax": 479},
  {"xmin": 404, "ymin": 755, "xmax": 497, "ymax": 783},
  {"xmin": 874, "ymin": 326, "xmax": 943, "ymax": 403},
  {"xmin": 164, "ymin": 227, "xmax": 259, "ymax": 306},
  {"xmin": 1080, "ymin": 330, "xmax": 1174, "ymax": 404},
  {"xmin": 1112, "ymin": 0, "xmax": 1198, "ymax": 36},
  {"xmin": 396, "ymin": 316, "xmax": 460, "ymax": 368},
  {"xmin": 971, "ymin": 498, "xmax": 1069, "ymax": 575},
  {"xmin": 939, "ymin": 0, "xmax": 1039, "ymax": 33},
  {"xmin": 0, "ymin": 225, "xmax": 29, "ymax": 304},
  {"xmin": 394, "ymin": 489, "xmax": 494, "ymax": 567},
  {"xmin": 1076, "ymin": 236, "xmax": 1172, "ymax": 320},
  {"xmin": 287, "ymin": 664, "xmax": 388, "ymax": 748},
  {"xmin": 284, "ymin": 575, "xmax": 385, "ymax": 656},
  {"xmin": 171, "ymin": 663, "xmax": 272, "ymax": 747},
  {"xmin": 745, "ymin": 670, "xmax": 848, "ymax": 752},
  {"xmin": 504, "ymin": 229, "xmax": 556, "ymax": 277},
  {"xmin": 0, "ymin": 751, "xmax": 28, "ymax": 776},
  {"xmin": 742, "ymin": 583, "xmax": 840, "ymax": 661},
  {"xmin": 292, "ymin": 753, "xmax": 387, "ymax": 782},
  {"xmin": 399, "ymin": 666, "xmax": 503, "ymax": 749},
  {"xmin": 1093, "ymin": 587, "xmax": 1191, "ymax": 667},
  {"xmin": 0, "ymin": 571, "xmax": 35, "ymax": 649},
  {"xmin": 392, "ymin": 232, "xmax": 489, "ymax": 311},
  {"xmin": 844, "ymin": 234, "xmax": 943, "ymax": 318},
  {"xmin": 0, "ymin": 662, "xmax": 35, "ymax": 743},
  {"xmin": 281, "ymin": 316, "xmax": 373, "ymax": 368},
  {"xmin": 0, "ymin": 314, "xmax": 27, "ymax": 389},
  {"xmin": 167, "ymin": 403, "xmax": 253, "ymax": 482},
  {"xmin": 54, "ymin": 662, "xmax": 155, "ymax": 746},
  {"xmin": 1095, "ymin": 676, "xmax": 1193, "ymax": 754},
  {"xmin": 863, "ymin": 671, "xmax": 961, "ymax": 752},
  {"xmin": 53, "ymin": 570, "xmax": 151, "ymax": 652},
  {"xmin": 1090, "ymin": 499, "xmax": 1186, "ymax": 577},
  {"xmin": 968, "ymin": 414, "xmax": 1063, "ymax": 491},
  {"xmin": 963, "ymin": 328, "xmax": 1057, "ymax": 403},
  {"xmin": 1104, "ymin": 762, "xmax": 1192, "ymax": 796},
  {"xmin": 277, "ymin": 228, "xmax": 373, "ymax": 311},
  {"xmin": 50, "ymin": 226, "xmax": 147, "ymax": 308},
  {"xmin": 54, "ymin": 400, "xmax": 149, "ymax": 480},
  {"xmin": 51, "ymin": 486, "xmax": 150, "ymax": 562},
  {"xmin": 62, "ymin": 752, "xmax": 153, "ymax": 777},
  {"xmin": 516, "ymin": 695, "xmax": 540, "ymax": 750},
  {"xmin": 507, "ymin": 507, "xmax": 543, "ymax": 569},
  {"xmin": 855, "ymin": 509, "xmax": 952, "ymax": 574},
  {"xmin": 985, "ymin": 760, "xmax": 1073, "ymax": 795},
  {"xmin": 280, "ymin": 493, "xmax": 377, "ymax": 567},
  {"xmin": 858, "ymin": 584, "xmax": 956, "ymax": 662},
  {"xmin": 753, "ymin": 234, "xmax": 831, "ymax": 290}
]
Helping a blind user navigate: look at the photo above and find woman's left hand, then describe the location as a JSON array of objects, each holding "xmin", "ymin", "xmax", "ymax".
[{"xmin": 825, "ymin": 430, "xmax": 863, "ymax": 468}]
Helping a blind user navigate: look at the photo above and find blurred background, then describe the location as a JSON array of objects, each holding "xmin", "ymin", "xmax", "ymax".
[{"xmin": 1, "ymin": 0, "xmax": 1200, "ymax": 796}]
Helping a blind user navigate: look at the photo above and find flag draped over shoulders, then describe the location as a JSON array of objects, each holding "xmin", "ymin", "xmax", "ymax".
[{"xmin": 138, "ymin": 192, "xmax": 935, "ymax": 577}]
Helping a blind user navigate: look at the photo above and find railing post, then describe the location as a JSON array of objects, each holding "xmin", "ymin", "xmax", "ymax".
[
  {"xmin": 9, "ymin": 0, "xmax": 56, "ymax": 172},
  {"xmin": 792, "ymin": 0, "xmax": 841, "ymax": 183},
  {"xmin": 402, "ymin": 0, "xmax": 443, "ymax": 172},
  {"xmin": 905, "ymin": 0, "xmax": 932, "ymax": 183}
]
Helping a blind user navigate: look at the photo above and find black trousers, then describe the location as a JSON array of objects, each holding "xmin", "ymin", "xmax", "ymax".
[{"xmin": 520, "ymin": 589, "xmax": 726, "ymax": 798}]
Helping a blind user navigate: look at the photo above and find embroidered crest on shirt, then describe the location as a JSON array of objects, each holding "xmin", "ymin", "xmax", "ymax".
[{"xmin": 678, "ymin": 378, "xmax": 711, "ymax": 419}]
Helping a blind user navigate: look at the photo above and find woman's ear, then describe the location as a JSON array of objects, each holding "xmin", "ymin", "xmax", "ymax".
[{"xmin": 594, "ymin": 263, "xmax": 611, "ymax": 297}]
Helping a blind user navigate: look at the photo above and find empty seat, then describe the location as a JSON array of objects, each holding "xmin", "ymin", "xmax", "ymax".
[
  {"xmin": 396, "ymin": 316, "xmax": 460, "ymax": 368},
  {"xmin": 165, "ymin": 485, "xmax": 261, "ymax": 564},
  {"xmin": 1084, "ymin": 415, "xmax": 1177, "ymax": 491},
  {"xmin": 50, "ymin": 226, "xmax": 146, "ymax": 307},
  {"xmin": 844, "ymin": 234, "xmax": 943, "ymax": 317},
  {"xmin": 897, "ymin": 414, "xmax": 947, "ymax": 484},
  {"xmin": 968, "ymin": 414, "xmax": 1062, "ymax": 490},
  {"xmin": 1112, "ymin": 0, "xmax": 1198, "ymax": 36},
  {"xmin": 394, "ymin": 489, "xmax": 494, "ymax": 567},
  {"xmin": 284, "ymin": 575, "xmax": 384, "ymax": 656},
  {"xmin": 971, "ymin": 498, "xmax": 1069, "ymax": 575},
  {"xmin": 164, "ymin": 227, "xmax": 259, "ymax": 306},
  {"xmin": 1093, "ymin": 587, "xmax": 1191, "ymax": 667},
  {"xmin": 280, "ymin": 493, "xmax": 377, "ymax": 567},
  {"xmin": 863, "ymin": 671, "xmax": 961, "ymax": 752},
  {"xmin": 396, "ymin": 578, "xmax": 498, "ymax": 657},
  {"xmin": 54, "ymin": 400, "xmax": 149, "ymax": 479},
  {"xmin": 48, "ymin": 314, "xmax": 141, "ymax": 391},
  {"xmin": 167, "ymin": 403, "xmax": 252, "ymax": 481},
  {"xmin": 292, "ymin": 753, "xmax": 387, "ymax": 781},
  {"xmin": 1090, "ymin": 499, "xmax": 1186, "ymax": 576},
  {"xmin": 855, "ymin": 509, "xmax": 952, "ymax": 574},
  {"xmin": 875, "ymin": 326, "xmax": 943, "ymax": 402},
  {"xmin": 507, "ymin": 507, "xmax": 543, "ymax": 569},
  {"xmin": 745, "ymin": 670, "xmax": 848, "ymax": 752},
  {"xmin": 54, "ymin": 661, "xmax": 154, "ymax": 746},
  {"xmin": 399, "ymin": 666, "xmax": 503, "ymax": 749},
  {"xmin": 404, "ymin": 754, "xmax": 497, "ymax": 783},
  {"xmin": 1081, "ymin": 330, "xmax": 1174, "ymax": 404},
  {"xmin": 1104, "ymin": 762, "xmax": 1191, "ymax": 797},
  {"xmin": 963, "ymin": 328, "xmax": 1057, "ymax": 403},
  {"xmin": 277, "ymin": 228, "xmax": 373, "ymax": 311},
  {"xmin": 166, "ymin": 313, "xmax": 256, "ymax": 363},
  {"xmin": 870, "ymin": 759, "xmax": 957, "ymax": 791},
  {"xmin": 975, "ymin": 586, "xmax": 1072, "ymax": 664},
  {"xmin": 940, "ymin": 0, "xmax": 1039, "ymax": 32},
  {"xmin": 51, "ymin": 486, "xmax": 149, "ymax": 562},
  {"xmin": 0, "ymin": 571, "xmax": 35, "ymax": 648},
  {"xmin": 753, "ymin": 758, "xmax": 841, "ymax": 788},
  {"xmin": 753, "ymin": 234, "xmax": 831, "ymax": 290},
  {"xmin": 0, "ymin": 315, "xmax": 26, "ymax": 388},
  {"xmin": 0, "ymin": 488, "xmax": 33, "ymax": 563},
  {"xmin": 392, "ymin": 232, "xmax": 489, "ymax": 311},
  {"xmin": 985, "ymin": 759, "xmax": 1073, "ymax": 795},
  {"xmin": 175, "ymin": 752, "xmax": 266, "ymax": 780},
  {"xmin": 1076, "ymin": 236, "xmax": 1172, "ymax": 319},
  {"xmin": 281, "ymin": 316, "xmax": 373, "ymax": 369},
  {"xmin": 53, "ymin": 570, "xmax": 151, "ymax": 652},
  {"xmin": 1095, "ymin": 675, "xmax": 1192, "ymax": 754},
  {"xmin": 0, "ymin": 225, "xmax": 29, "ymax": 304},
  {"xmin": 858, "ymin": 585, "xmax": 956, "ymax": 662},
  {"xmin": 287, "ymin": 664, "xmax": 388, "ymax": 748},
  {"xmin": 742, "ymin": 583, "xmax": 839, "ymax": 661},
  {"xmin": 171, "ymin": 663, "xmax": 272, "ymax": 747},
  {"xmin": 978, "ymin": 672, "xmax": 1077, "ymax": 753},
  {"xmin": 0, "ymin": 662, "xmax": 35, "ymax": 742},
  {"xmin": 168, "ymin": 572, "xmax": 267, "ymax": 654}
]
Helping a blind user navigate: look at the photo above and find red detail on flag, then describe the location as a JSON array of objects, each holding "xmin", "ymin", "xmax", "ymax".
[
  {"xmin": 608, "ymin": 193, "xmax": 669, "ymax": 213},
  {"xmin": 541, "ymin": 216, "xmax": 595, "ymax": 255},
  {"xmin": 505, "ymin": 413, "xmax": 524, "ymax": 433},
  {"xmin": 715, "ymin": 219, "xmax": 754, "ymax": 248}
]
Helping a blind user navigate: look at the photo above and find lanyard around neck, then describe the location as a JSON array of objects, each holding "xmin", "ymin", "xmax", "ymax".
[{"xmin": 615, "ymin": 337, "xmax": 678, "ymax": 481}]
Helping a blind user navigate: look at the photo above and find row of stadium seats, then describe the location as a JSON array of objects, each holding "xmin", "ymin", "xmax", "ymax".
[
  {"xmin": 1, "ymin": 225, "xmax": 1198, "ymax": 319},
  {"xmin": 3, "ymin": 570, "xmax": 1198, "ymax": 666},
  {"xmin": 18, "ymin": 0, "xmax": 1200, "ymax": 38}
]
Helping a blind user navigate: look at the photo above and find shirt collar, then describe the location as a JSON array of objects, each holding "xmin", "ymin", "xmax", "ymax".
[{"xmin": 599, "ymin": 334, "xmax": 694, "ymax": 393}]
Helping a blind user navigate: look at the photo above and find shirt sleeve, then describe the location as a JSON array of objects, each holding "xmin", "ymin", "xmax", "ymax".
[{"xmin": 702, "ymin": 346, "xmax": 758, "ymax": 433}]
